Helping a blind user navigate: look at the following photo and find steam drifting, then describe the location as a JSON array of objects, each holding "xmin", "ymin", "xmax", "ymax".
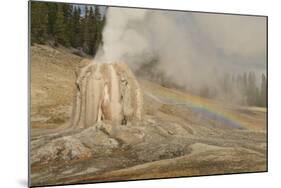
[{"xmin": 95, "ymin": 7, "xmax": 266, "ymax": 101}]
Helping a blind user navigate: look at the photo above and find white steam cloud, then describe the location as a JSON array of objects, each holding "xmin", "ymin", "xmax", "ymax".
[{"xmin": 95, "ymin": 7, "xmax": 266, "ymax": 92}]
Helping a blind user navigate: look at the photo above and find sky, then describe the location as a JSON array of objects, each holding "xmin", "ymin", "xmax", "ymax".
[{"xmin": 76, "ymin": 4, "xmax": 106, "ymax": 17}]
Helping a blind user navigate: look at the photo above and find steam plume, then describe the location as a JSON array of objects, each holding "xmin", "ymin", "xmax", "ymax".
[{"xmin": 94, "ymin": 7, "xmax": 266, "ymax": 100}]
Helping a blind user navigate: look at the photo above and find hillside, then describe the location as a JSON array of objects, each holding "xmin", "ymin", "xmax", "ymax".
[{"xmin": 30, "ymin": 44, "xmax": 267, "ymax": 186}]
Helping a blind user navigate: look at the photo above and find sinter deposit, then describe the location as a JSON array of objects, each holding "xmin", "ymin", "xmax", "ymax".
[{"xmin": 71, "ymin": 62, "xmax": 143, "ymax": 129}]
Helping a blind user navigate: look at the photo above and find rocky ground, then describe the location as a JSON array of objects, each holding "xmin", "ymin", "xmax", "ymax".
[{"xmin": 30, "ymin": 44, "xmax": 267, "ymax": 187}]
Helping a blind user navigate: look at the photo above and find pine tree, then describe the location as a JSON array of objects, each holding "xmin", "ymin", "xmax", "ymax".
[
  {"xmin": 260, "ymin": 73, "xmax": 267, "ymax": 107},
  {"xmin": 222, "ymin": 73, "xmax": 230, "ymax": 95},
  {"xmin": 236, "ymin": 74, "xmax": 242, "ymax": 90},
  {"xmin": 31, "ymin": 3, "xmax": 105, "ymax": 56},
  {"xmin": 242, "ymin": 72, "xmax": 248, "ymax": 93},
  {"xmin": 87, "ymin": 6, "xmax": 96, "ymax": 55},
  {"xmin": 82, "ymin": 6, "xmax": 90, "ymax": 53},
  {"xmin": 246, "ymin": 72, "xmax": 258, "ymax": 106},
  {"xmin": 70, "ymin": 6, "xmax": 81, "ymax": 48},
  {"xmin": 53, "ymin": 5, "xmax": 68, "ymax": 46},
  {"xmin": 94, "ymin": 6, "xmax": 103, "ymax": 55},
  {"xmin": 62, "ymin": 4, "xmax": 73, "ymax": 47},
  {"xmin": 31, "ymin": 2, "xmax": 48, "ymax": 44},
  {"xmin": 46, "ymin": 3, "xmax": 57, "ymax": 38}
]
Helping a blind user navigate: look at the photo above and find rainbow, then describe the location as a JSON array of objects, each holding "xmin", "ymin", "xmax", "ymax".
[{"xmin": 144, "ymin": 82, "xmax": 250, "ymax": 130}]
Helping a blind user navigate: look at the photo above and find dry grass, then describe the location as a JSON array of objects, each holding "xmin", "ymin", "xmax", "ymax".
[{"xmin": 30, "ymin": 44, "xmax": 267, "ymax": 187}]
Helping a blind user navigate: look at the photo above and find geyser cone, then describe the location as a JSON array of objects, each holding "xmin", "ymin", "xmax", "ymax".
[{"xmin": 71, "ymin": 62, "xmax": 143, "ymax": 129}]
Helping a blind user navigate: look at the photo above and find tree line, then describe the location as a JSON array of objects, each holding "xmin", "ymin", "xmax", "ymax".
[
  {"xmin": 31, "ymin": 2, "xmax": 105, "ymax": 56},
  {"xmin": 136, "ymin": 59, "xmax": 267, "ymax": 107},
  {"xmin": 199, "ymin": 72, "xmax": 267, "ymax": 107}
]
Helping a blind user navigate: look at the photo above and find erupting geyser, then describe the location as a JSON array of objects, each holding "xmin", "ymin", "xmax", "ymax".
[{"xmin": 71, "ymin": 62, "xmax": 143, "ymax": 129}]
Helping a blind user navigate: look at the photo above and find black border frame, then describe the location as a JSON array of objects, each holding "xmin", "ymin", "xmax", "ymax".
[{"xmin": 28, "ymin": 0, "xmax": 268, "ymax": 187}]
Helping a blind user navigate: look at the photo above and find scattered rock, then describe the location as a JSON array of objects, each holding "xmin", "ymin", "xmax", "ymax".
[{"xmin": 31, "ymin": 136, "xmax": 92, "ymax": 165}]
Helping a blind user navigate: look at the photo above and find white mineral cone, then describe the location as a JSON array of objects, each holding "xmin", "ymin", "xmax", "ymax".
[{"xmin": 71, "ymin": 62, "xmax": 143, "ymax": 129}]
